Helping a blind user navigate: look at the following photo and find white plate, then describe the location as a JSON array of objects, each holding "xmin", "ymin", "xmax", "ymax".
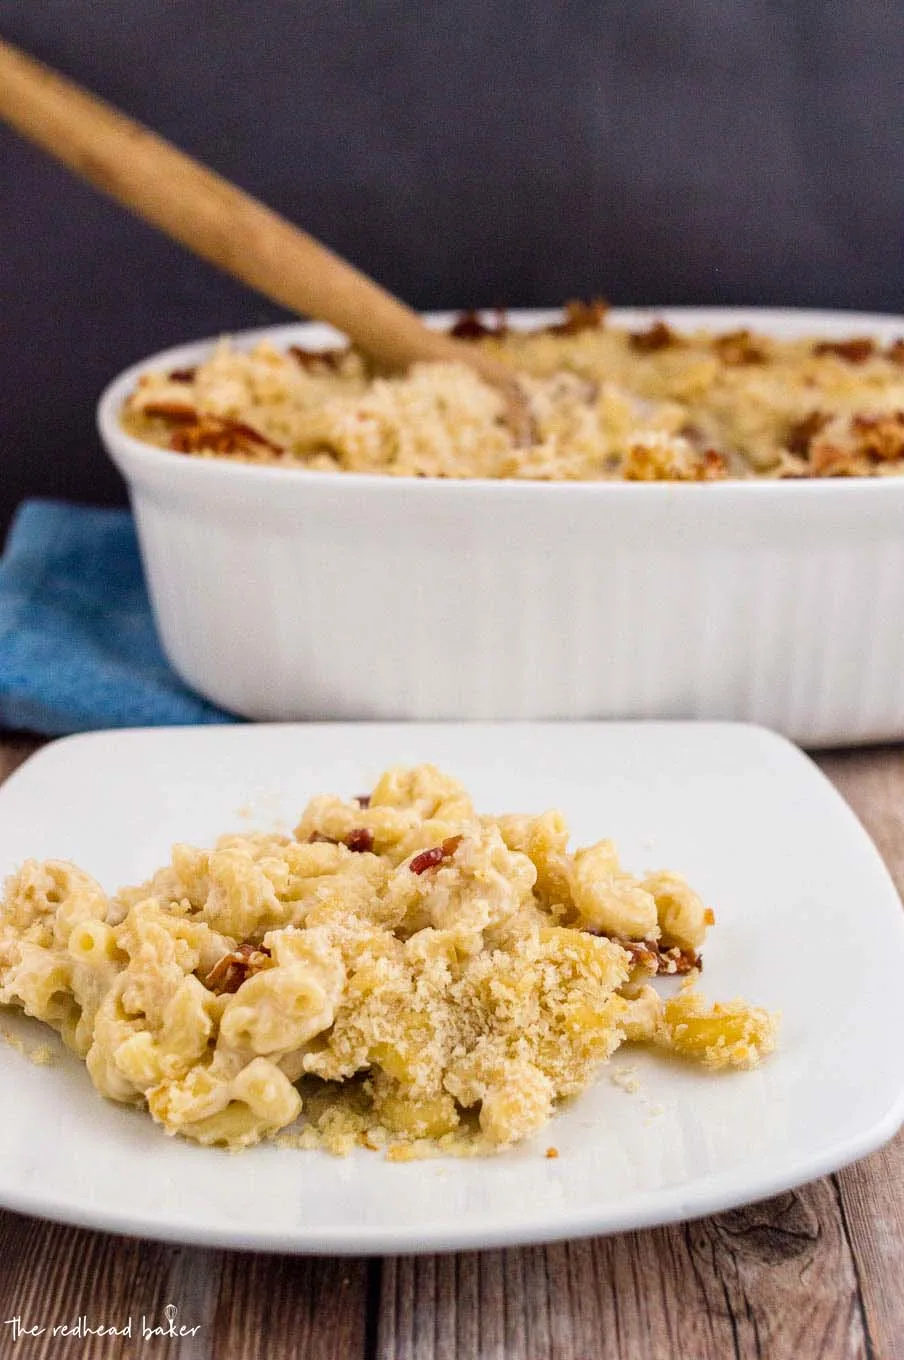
[{"xmin": 0, "ymin": 722, "xmax": 902, "ymax": 1255}]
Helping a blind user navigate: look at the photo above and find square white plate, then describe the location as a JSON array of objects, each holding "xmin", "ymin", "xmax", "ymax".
[{"xmin": 0, "ymin": 722, "xmax": 902, "ymax": 1255}]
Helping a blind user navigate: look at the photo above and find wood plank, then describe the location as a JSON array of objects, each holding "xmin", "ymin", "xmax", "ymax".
[
  {"xmin": 815, "ymin": 749, "xmax": 904, "ymax": 1360},
  {"xmin": 210, "ymin": 1251, "xmax": 369, "ymax": 1360},
  {"xmin": 378, "ymin": 1175, "xmax": 868, "ymax": 1360},
  {"xmin": 815, "ymin": 747, "xmax": 904, "ymax": 895},
  {"xmin": 0, "ymin": 1212, "xmax": 371, "ymax": 1360},
  {"xmin": 0, "ymin": 1212, "xmax": 197, "ymax": 1358},
  {"xmin": 834, "ymin": 1140, "xmax": 904, "ymax": 1360}
]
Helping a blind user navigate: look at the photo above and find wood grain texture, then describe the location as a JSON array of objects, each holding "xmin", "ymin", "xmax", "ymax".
[
  {"xmin": 816, "ymin": 748, "xmax": 904, "ymax": 1360},
  {"xmin": 0, "ymin": 1213, "xmax": 184, "ymax": 1358},
  {"xmin": 210, "ymin": 1251, "xmax": 368, "ymax": 1360},
  {"xmin": 0, "ymin": 1216, "xmax": 369, "ymax": 1360},
  {"xmin": 0, "ymin": 735, "xmax": 902, "ymax": 1360},
  {"xmin": 378, "ymin": 1178, "xmax": 868, "ymax": 1360}
]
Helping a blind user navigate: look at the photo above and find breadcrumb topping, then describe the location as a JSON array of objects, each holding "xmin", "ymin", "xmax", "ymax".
[{"xmin": 122, "ymin": 308, "xmax": 904, "ymax": 480}]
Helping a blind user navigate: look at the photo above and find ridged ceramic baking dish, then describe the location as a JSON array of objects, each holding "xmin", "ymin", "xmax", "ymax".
[{"xmin": 98, "ymin": 307, "xmax": 904, "ymax": 746}]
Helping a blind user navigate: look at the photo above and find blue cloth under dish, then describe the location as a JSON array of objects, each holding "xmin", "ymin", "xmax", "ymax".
[{"xmin": 0, "ymin": 499, "xmax": 237, "ymax": 734}]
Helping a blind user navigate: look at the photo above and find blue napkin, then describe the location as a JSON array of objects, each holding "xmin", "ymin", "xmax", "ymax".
[{"xmin": 0, "ymin": 499, "xmax": 238, "ymax": 734}]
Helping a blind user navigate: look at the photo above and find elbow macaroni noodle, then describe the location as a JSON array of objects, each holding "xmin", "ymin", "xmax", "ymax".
[{"xmin": 0, "ymin": 766, "xmax": 777, "ymax": 1155}]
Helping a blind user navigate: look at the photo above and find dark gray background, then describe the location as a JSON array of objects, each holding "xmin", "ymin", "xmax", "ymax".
[{"xmin": 1, "ymin": 2, "xmax": 902, "ymax": 534}]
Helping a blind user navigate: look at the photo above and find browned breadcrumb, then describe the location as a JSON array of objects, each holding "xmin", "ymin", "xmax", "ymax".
[
  {"xmin": 121, "ymin": 308, "xmax": 904, "ymax": 482},
  {"xmin": 623, "ymin": 439, "xmax": 726, "ymax": 482},
  {"xmin": 656, "ymin": 983, "xmax": 779, "ymax": 1070},
  {"xmin": 610, "ymin": 1064, "xmax": 641, "ymax": 1094},
  {"xmin": 809, "ymin": 411, "xmax": 904, "ymax": 476},
  {"xmin": 1, "ymin": 1026, "xmax": 55, "ymax": 1066}
]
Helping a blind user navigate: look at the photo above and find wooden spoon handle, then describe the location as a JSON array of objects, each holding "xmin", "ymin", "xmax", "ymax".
[{"xmin": 0, "ymin": 37, "xmax": 492, "ymax": 379}]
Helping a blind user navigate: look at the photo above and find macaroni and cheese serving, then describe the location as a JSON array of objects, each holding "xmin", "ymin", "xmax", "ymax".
[
  {"xmin": 0, "ymin": 766, "xmax": 777, "ymax": 1156},
  {"xmin": 121, "ymin": 305, "xmax": 904, "ymax": 480}
]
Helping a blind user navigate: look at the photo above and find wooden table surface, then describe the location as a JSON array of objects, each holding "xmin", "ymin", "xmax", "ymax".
[{"xmin": 0, "ymin": 733, "xmax": 901, "ymax": 1360}]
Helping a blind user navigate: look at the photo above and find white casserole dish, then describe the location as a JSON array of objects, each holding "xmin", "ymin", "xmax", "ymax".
[{"xmin": 98, "ymin": 308, "xmax": 904, "ymax": 746}]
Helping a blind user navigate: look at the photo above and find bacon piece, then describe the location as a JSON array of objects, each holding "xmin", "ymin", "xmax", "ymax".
[
  {"xmin": 606, "ymin": 936, "xmax": 701, "ymax": 975},
  {"xmin": 169, "ymin": 415, "xmax": 284, "ymax": 457},
  {"xmin": 409, "ymin": 835, "xmax": 462, "ymax": 875},
  {"xmin": 449, "ymin": 309, "xmax": 508, "ymax": 340},
  {"xmin": 141, "ymin": 399, "xmax": 198, "ymax": 422},
  {"xmin": 786, "ymin": 411, "xmax": 829, "ymax": 455},
  {"xmin": 409, "ymin": 847, "xmax": 444, "ymax": 874},
  {"xmin": 309, "ymin": 827, "xmax": 374, "ymax": 852},
  {"xmin": 813, "ymin": 338, "xmax": 875, "ymax": 364},
  {"xmin": 656, "ymin": 945, "xmax": 700, "ymax": 975},
  {"xmin": 619, "ymin": 939, "xmax": 659, "ymax": 971},
  {"xmin": 699, "ymin": 449, "xmax": 728, "ymax": 480},
  {"xmin": 713, "ymin": 329, "xmax": 766, "ymax": 365},
  {"xmin": 289, "ymin": 344, "xmax": 344, "ymax": 371},
  {"xmin": 547, "ymin": 299, "xmax": 608, "ymax": 336},
  {"xmin": 449, "ymin": 311, "xmax": 486, "ymax": 340},
  {"xmin": 204, "ymin": 942, "xmax": 271, "ymax": 995},
  {"xmin": 629, "ymin": 320, "xmax": 678, "ymax": 353},
  {"xmin": 354, "ymin": 794, "xmax": 371, "ymax": 809},
  {"xmin": 887, "ymin": 339, "xmax": 904, "ymax": 365},
  {"xmin": 167, "ymin": 367, "xmax": 197, "ymax": 383}
]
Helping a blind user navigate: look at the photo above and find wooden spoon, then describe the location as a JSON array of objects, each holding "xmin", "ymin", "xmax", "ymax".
[{"xmin": 0, "ymin": 38, "xmax": 534, "ymax": 444}]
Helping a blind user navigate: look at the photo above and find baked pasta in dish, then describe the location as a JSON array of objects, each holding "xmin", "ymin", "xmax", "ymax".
[
  {"xmin": 0, "ymin": 765, "xmax": 777, "ymax": 1156},
  {"xmin": 121, "ymin": 304, "xmax": 904, "ymax": 480}
]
